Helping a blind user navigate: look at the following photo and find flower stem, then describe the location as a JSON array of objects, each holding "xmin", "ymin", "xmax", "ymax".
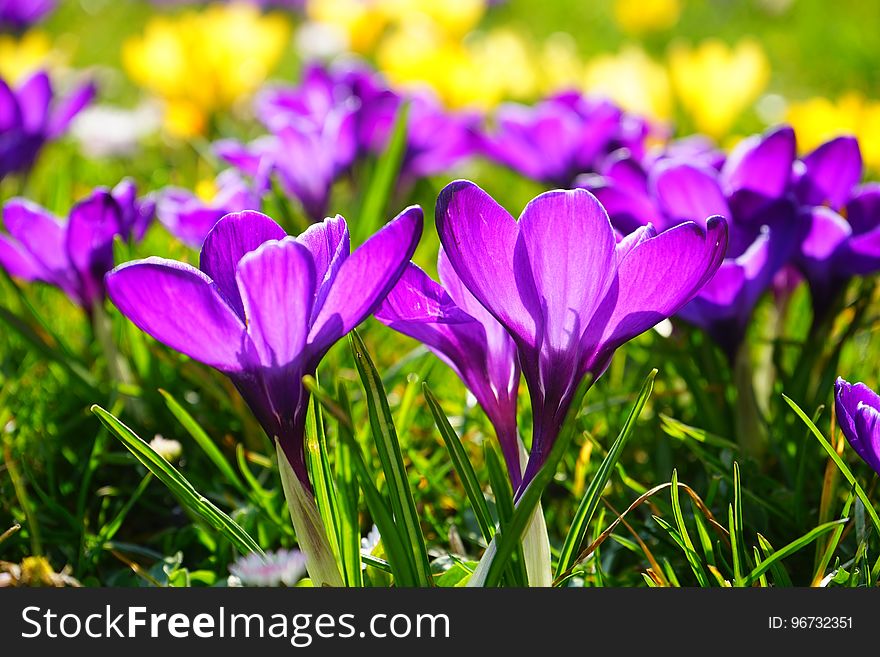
[
  {"xmin": 275, "ymin": 439, "xmax": 344, "ymax": 587},
  {"xmin": 733, "ymin": 343, "xmax": 767, "ymax": 461}
]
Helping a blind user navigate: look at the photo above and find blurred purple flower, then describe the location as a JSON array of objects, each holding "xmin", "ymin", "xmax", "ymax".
[
  {"xmin": 0, "ymin": 180, "xmax": 154, "ymax": 312},
  {"xmin": 248, "ymin": 61, "xmax": 476, "ymax": 205},
  {"xmin": 0, "ymin": 0, "xmax": 55, "ymax": 31},
  {"xmin": 216, "ymin": 103, "xmax": 356, "ymax": 221},
  {"xmin": 106, "ymin": 207, "xmax": 422, "ymax": 486},
  {"xmin": 582, "ymin": 125, "xmax": 803, "ymax": 357},
  {"xmin": 436, "ymin": 180, "xmax": 726, "ymax": 486},
  {"xmin": 792, "ymin": 137, "xmax": 880, "ymax": 316},
  {"xmin": 476, "ymin": 91, "xmax": 650, "ymax": 187},
  {"xmin": 0, "ymin": 70, "xmax": 95, "ymax": 180},
  {"xmin": 375, "ymin": 250, "xmax": 522, "ymax": 485},
  {"xmin": 157, "ymin": 169, "xmax": 265, "ymax": 248},
  {"xmin": 834, "ymin": 377, "xmax": 880, "ymax": 475}
]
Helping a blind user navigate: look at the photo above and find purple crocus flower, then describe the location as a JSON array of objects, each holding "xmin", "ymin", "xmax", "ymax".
[
  {"xmin": 436, "ymin": 180, "xmax": 727, "ymax": 485},
  {"xmin": 216, "ymin": 105, "xmax": 356, "ymax": 221},
  {"xmin": 0, "ymin": 179, "xmax": 154, "ymax": 313},
  {"xmin": 582, "ymin": 125, "xmax": 802, "ymax": 357},
  {"xmin": 0, "ymin": 70, "xmax": 95, "ymax": 180},
  {"xmin": 256, "ymin": 62, "xmax": 476, "ymax": 185},
  {"xmin": 0, "ymin": 0, "xmax": 55, "ymax": 31},
  {"xmin": 834, "ymin": 377, "xmax": 880, "ymax": 475},
  {"xmin": 157, "ymin": 169, "xmax": 265, "ymax": 248},
  {"xmin": 792, "ymin": 137, "xmax": 880, "ymax": 317},
  {"xmin": 477, "ymin": 91, "xmax": 650, "ymax": 187},
  {"xmin": 375, "ymin": 250, "xmax": 521, "ymax": 485},
  {"xmin": 105, "ymin": 207, "xmax": 422, "ymax": 486}
]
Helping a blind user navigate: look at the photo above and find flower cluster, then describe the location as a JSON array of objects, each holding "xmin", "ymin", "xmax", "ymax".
[
  {"xmin": 581, "ymin": 124, "xmax": 880, "ymax": 357},
  {"xmin": 0, "ymin": 179, "xmax": 153, "ymax": 313}
]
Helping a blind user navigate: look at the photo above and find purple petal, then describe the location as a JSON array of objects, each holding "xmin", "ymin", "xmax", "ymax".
[
  {"xmin": 106, "ymin": 258, "xmax": 252, "ymax": 372},
  {"xmin": 721, "ymin": 125, "xmax": 795, "ymax": 199},
  {"xmin": 16, "ymin": 71, "xmax": 51, "ymax": 133},
  {"xmin": 199, "ymin": 211, "xmax": 287, "ymax": 319},
  {"xmin": 436, "ymin": 180, "xmax": 536, "ymax": 344},
  {"xmin": 296, "ymin": 214, "xmax": 350, "ymax": 318},
  {"xmin": 836, "ymin": 377, "xmax": 880, "ymax": 474},
  {"xmin": 0, "ymin": 234, "xmax": 46, "ymax": 280},
  {"xmin": 0, "ymin": 78, "xmax": 21, "ymax": 132},
  {"xmin": 518, "ymin": 188, "xmax": 617, "ymax": 355},
  {"xmin": 846, "ymin": 183, "xmax": 880, "ymax": 235},
  {"xmin": 308, "ymin": 205, "xmax": 422, "ymax": 353},
  {"xmin": 799, "ymin": 206, "xmax": 851, "ymax": 269},
  {"xmin": 799, "ymin": 136, "xmax": 862, "ymax": 209},
  {"xmin": 47, "ymin": 79, "xmax": 95, "ymax": 138},
  {"xmin": 66, "ymin": 191, "xmax": 122, "ymax": 308},
  {"xmin": 236, "ymin": 238, "xmax": 316, "ymax": 367},
  {"xmin": 582, "ymin": 177, "xmax": 665, "ymax": 234},
  {"xmin": 854, "ymin": 403, "xmax": 880, "ymax": 474},
  {"xmin": 591, "ymin": 217, "xmax": 728, "ymax": 368},
  {"xmin": 651, "ymin": 162, "xmax": 731, "ymax": 226},
  {"xmin": 2, "ymin": 198, "xmax": 72, "ymax": 291}
]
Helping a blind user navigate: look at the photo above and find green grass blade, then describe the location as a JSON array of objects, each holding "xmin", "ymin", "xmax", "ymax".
[
  {"xmin": 756, "ymin": 534, "xmax": 793, "ymax": 587},
  {"xmin": 304, "ymin": 393, "xmax": 342, "ymax": 564},
  {"xmin": 335, "ymin": 382, "xmax": 364, "ymax": 587},
  {"xmin": 731, "ymin": 461, "xmax": 746, "ymax": 586},
  {"xmin": 159, "ymin": 389, "xmax": 247, "ymax": 497},
  {"xmin": 349, "ymin": 330, "xmax": 431, "ymax": 586},
  {"xmin": 356, "ymin": 100, "xmax": 409, "ymax": 243},
  {"xmin": 745, "ymin": 520, "xmax": 848, "ymax": 585},
  {"xmin": 91, "ymin": 404, "xmax": 263, "ymax": 556},
  {"xmin": 556, "ymin": 369, "xmax": 656, "ymax": 576},
  {"xmin": 424, "ymin": 382, "xmax": 495, "ymax": 544},
  {"xmin": 485, "ymin": 446, "xmax": 527, "ymax": 586},
  {"xmin": 812, "ymin": 488, "xmax": 855, "ymax": 586},
  {"xmin": 670, "ymin": 469, "xmax": 710, "ymax": 586},
  {"xmin": 328, "ymin": 372, "xmax": 416, "ymax": 585}
]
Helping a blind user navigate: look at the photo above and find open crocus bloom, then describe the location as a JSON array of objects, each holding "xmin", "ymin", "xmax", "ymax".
[
  {"xmin": 0, "ymin": 179, "xmax": 153, "ymax": 312},
  {"xmin": 106, "ymin": 207, "xmax": 422, "ymax": 486},
  {"xmin": 0, "ymin": 70, "xmax": 95, "ymax": 180},
  {"xmin": 834, "ymin": 377, "xmax": 880, "ymax": 475},
  {"xmin": 375, "ymin": 249, "xmax": 521, "ymax": 485},
  {"xmin": 436, "ymin": 180, "xmax": 727, "ymax": 485}
]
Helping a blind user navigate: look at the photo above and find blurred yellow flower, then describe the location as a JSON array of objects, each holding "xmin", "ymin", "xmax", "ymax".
[
  {"xmin": 305, "ymin": 0, "xmax": 390, "ymax": 53},
  {"xmin": 787, "ymin": 93, "xmax": 880, "ymax": 170},
  {"xmin": 584, "ymin": 46, "xmax": 672, "ymax": 120},
  {"xmin": 122, "ymin": 3, "xmax": 289, "ymax": 137},
  {"xmin": 535, "ymin": 32, "xmax": 584, "ymax": 94},
  {"xmin": 306, "ymin": 0, "xmax": 485, "ymax": 54},
  {"xmin": 0, "ymin": 30, "xmax": 58, "ymax": 83},
  {"xmin": 613, "ymin": 0, "xmax": 681, "ymax": 35},
  {"xmin": 378, "ymin": 24, "xmax": 537, "ymax": 109},
  {"xmin": 668, "ymin": 38, "xmax": 769, "ymax": 138}
]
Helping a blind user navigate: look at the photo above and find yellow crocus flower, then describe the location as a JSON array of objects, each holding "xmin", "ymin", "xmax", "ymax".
[
  {"xmin": 584, "ymin": 45, "xmax": 673, "ymax": 120},
  {"xmin": 668, "ymin": 38, "xmax": 769, "ymax": 138},
  {"xmin": 613, "ymin": 0, "xmax": 681, "ymax": 35},
  {"xmin": 123, "ymin": 3, "xmax": 289, "ymax": 138},
  {"xmin": 377, "ymin": 22, "xmax": 538, "ymax": 109},
  {"xmin": 787, "ymin": 93, "xmax": 880, "ymax": 170},
  {"xmin": 305, "ymin": 0, "xmax": 390, "ymax": 54},
  {"xmin": 0, "ymin": 30, "xmax": 58, "ymax": 83}
]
